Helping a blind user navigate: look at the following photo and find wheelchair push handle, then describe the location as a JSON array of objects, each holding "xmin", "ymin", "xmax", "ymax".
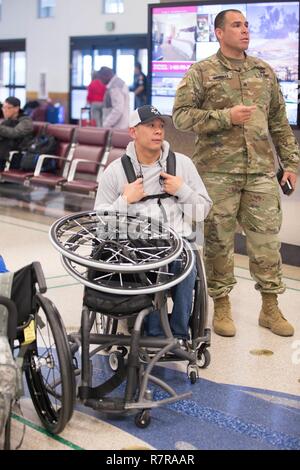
[
  {"xmin": 0, "ymin": 295, "xmax": 18, "ymax": 340},
  {"xmin": 32, "ymin": 261, "xmax": 47, "ymax": 294}
]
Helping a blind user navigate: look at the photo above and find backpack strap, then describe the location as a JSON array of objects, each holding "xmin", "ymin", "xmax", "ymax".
[
  {"xmin": 121, "ymin": 154, "xmax": 138, "ymax": 183},
  {"xmin": 121, "ymin": 150, "xmax": 177, "ymax": 203},
  {"xmin": 121, "ymin": 149, "xmax": 176, "ymax": 183},
  {"xmin": 166, "ymin": 150, "xmax": 176, "ymax": 177}
]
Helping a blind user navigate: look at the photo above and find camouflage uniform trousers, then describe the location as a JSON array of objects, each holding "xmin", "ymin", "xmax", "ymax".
[{"xmin": 200, "ymin": 172, "xmax": 285, "ymax": 299}]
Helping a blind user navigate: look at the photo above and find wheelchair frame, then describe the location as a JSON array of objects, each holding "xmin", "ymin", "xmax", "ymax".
[{"xmin": 50, "ymin": 211, "xmax": 211, "ymax": 428}]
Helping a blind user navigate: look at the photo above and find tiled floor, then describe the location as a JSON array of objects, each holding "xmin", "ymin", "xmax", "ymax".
[{"xmin": 1, "ymin": 184, "xmax": 300, "ymax": 450}]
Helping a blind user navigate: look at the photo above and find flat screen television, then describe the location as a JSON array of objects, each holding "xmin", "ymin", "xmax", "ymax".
[{"xmin": 148, "ymin": 1, "xmax": 300, "ymax": 125}]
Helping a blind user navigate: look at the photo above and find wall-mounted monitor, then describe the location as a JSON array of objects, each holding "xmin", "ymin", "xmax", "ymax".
[{"xmin": 148, "ymin": 1, "xmax": 299, "ymax": 125}]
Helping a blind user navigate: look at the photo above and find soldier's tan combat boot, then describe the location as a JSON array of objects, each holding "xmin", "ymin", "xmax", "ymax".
[
  {"xmin": 259, "ymin": 293, "xmax": 294, "ymax": 337},
  {"xmin": 213, "ymin": 295, "xmax": 236, "ymax": 337}
]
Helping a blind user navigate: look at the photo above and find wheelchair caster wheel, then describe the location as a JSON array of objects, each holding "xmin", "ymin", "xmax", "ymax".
[
  {"xmin": 117, "ymin": 346, "xmax": 128, "ymax": 357},
  {"xmin": 189, "ymin": 371, "xmax": 197, "ymax": 384},
  {"xmin": 197, "ymin": 349, "xmax": 211, "ymax": 369},
  {"xmin": 135, "ymin": 410, "xmax": 151, "ymax": 429},
  {"xmin": 109, "ymin": 351, "xmax": 122, "ymax": 371}
]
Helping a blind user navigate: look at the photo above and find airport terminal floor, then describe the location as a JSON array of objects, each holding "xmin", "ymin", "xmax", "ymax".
[{"xmin": 1, "ymin": 182, "xmax": 300, "ymax": 451}]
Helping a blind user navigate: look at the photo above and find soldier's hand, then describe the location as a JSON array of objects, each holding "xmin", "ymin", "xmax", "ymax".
[
  {"xmin": 281, "ymin": 170, "xmax": 297, "ymax": 191},
  {"xmin": 160, "ymin": 172, "xmax": 183, "ymax": 195},
  {"xmin": 230, "ymin": 105, "xmax": 257, "ymax": 125},
  {"xmin": 122, "ymin": 178, "xmax": 147, "ymax": 204}
]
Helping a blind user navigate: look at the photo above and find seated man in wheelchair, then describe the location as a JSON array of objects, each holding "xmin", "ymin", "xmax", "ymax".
[{"xmin": 94, "ymin": 105, "xmax": 212, "ymax": 340}]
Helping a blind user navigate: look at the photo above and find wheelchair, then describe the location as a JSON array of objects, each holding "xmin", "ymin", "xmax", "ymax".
[
  {"xmin": 49, "ymin": 210, "xmax": 211, "ymax": 428},
  {"xmin": 0, "ymin": 262, "xmax": 76, "ymax": 447}
]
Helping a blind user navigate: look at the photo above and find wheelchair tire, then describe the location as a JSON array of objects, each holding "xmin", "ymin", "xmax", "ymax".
[
  {"xmin": 197, "ymin": 349, "xmax": 211, "ymax": 369},
  {"xmin": 24, "ymin": 294, "xmax": 76, "ymax": 434},
  {"xmin": 135, "ymin": 410, "xmax": 151, "ymax": 428},
  {"xmin": 3, "ymin": 401, "xmax": 12, "ymax": 450},
  {"xmin": 190, "ymin": 249, "xmax": 208, "ymax": 340}
]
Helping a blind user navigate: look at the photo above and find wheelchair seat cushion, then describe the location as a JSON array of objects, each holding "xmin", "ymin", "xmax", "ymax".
[{"xmin": 83, "ymin": 287, "xmax": 153, "ymax": 317}]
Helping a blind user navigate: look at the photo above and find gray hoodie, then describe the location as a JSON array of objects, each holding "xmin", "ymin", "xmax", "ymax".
[{"xmin": 94, "ymin": 140, "xmax": 212, "ymax": 239}]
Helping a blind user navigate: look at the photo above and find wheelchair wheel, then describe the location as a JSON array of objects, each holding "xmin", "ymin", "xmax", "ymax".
[
  {"xmin": 190, "ymin": 248, "xmax": 208, "ymax": 339},
  {"xmin": 3, "ymin": 401, "xmax": 12, "ymax": 450},
  {"xmin": 135, "ymin": 410, "xmax": 151, "ymax": 428},
  {"xmin": 49, "ymin": 211, "xmax": 183, "ymax": 273},
  {"xmin": 24, "ymin": 294, "xmax": 76, "ymax": 434},
  {"xmin": 197, "ymin": 348, "xmax": 211, "ymax": 369},
  {"xmin": 61, "ymin": 238, "xmax": 195, "ymax": 296}
]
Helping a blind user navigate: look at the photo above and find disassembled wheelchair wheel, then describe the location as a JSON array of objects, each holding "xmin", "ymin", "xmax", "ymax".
[
  {"xmin": 50, "ymin": 211, "xmax": 183, "ymax": 272},
  {"xmin": 61, "ymin": 238, "xmax": 194, "ymax": 295}
]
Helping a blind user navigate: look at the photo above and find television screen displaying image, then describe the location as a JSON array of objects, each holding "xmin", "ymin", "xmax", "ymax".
[{"xmin": 149, "ymin": 1, "xmax": 299, "ymax": 125}]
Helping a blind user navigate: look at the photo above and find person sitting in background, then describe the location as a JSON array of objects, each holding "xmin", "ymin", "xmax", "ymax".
[
  {"xmin": 86, "ymin": 71, "xmax": 106, "ymax": 127},
  {"xmin": 0, "ymin": 97, "xmax": 34, "ymax": 171},
  {"xmin": 97, "ymin": 67, "xmax": 129, "ymax": 129}
]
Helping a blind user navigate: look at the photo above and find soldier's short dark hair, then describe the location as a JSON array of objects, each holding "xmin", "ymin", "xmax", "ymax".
[{"xmin": 214, "ymin": 9, "xmax": 242, "ymax": 30}]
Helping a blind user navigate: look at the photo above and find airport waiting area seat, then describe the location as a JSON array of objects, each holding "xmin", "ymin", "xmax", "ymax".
[
  {"xmin": 59, "ymin": 127, "xmax": 110, "ymax": 196},
  {"xmin": 27, "ymin": 124, "xmax": 77, "ymax": 188},
  {"xmin": 0, "ymin": 124, "xmax": 76, "ymax": 185},
  {"xmin": 105, "ymin": 129, "xmax": 132, "ymax": 163},
  {"xmin": 0, "ymin": 122, "xmax": 48, "ymax": 184},
  {"xmin": 0, "ymin": 123, "xmax": 133, "ymax": 198}
]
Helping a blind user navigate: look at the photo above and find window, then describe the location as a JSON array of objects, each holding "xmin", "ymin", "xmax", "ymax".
[
  {"xmin": 38, "ymin": 0, "xmax": 55, "ymax": 18},
  {"xmin": 103, "ymin": 0, "xmax": 124, "ymax": 14},
  {"xmin": 0, "ymin": 48, "xmax": 26, "ymax": 107}
]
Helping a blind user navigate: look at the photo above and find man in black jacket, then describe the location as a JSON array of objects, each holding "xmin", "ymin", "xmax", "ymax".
[{"xmin": 0, "ymin": 96, "xmax": 34, "ymax": 171}]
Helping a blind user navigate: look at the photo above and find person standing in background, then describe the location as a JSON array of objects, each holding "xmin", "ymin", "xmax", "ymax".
[
  {"xmin": 173, "ymin": 9, "xmax": 299, "ymax": 338},
  {"xmin": 86, "ymin": 71, "xmax": 106, "ymax": 127},
  {"xmin": 130, "ymin": 62, "xmax": 147, "ymax": 108},
  {"xmin": 98, "ymin": 67, "xmax": 130, "ymax": 129}
]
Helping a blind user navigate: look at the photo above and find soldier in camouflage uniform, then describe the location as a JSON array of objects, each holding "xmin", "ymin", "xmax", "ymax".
[{"xmin": 173, "ymin": 9, "xmax": 299, "ymax": 337}]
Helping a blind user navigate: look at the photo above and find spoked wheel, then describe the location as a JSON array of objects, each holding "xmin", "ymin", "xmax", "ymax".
[
  {"xmin": 61, "ymin": 239, "xmax": 195, "ymax": 295},
  {"xmin": 49, "ymin": 211, "xmax": 183, "ymax": 273},
  {"xmin": 24, "ymin": 294, "xmax": 76, "ymax": 434}
]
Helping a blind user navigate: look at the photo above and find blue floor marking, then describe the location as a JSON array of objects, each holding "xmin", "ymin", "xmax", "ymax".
[{"xmin": 73, "ymin": 356, "xmax": 300, "ymax": 450}]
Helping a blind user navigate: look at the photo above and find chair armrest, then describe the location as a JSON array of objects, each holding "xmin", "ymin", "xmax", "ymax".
[
  {"xmin": 33, "ymin": 154, "xmax": 65, "ymax": 176},
  {"xmin": 67, "ymin": 158, "xmax": 102, "ymax": 182},
  {"xmin": 4, "ymin": 150, "xmax": 25, "ymax": 171}
]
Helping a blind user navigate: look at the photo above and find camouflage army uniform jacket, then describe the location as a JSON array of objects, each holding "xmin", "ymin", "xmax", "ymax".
[{"xmin": 173, "ymin": 49, "xmax": 300, "ymax": 174}]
